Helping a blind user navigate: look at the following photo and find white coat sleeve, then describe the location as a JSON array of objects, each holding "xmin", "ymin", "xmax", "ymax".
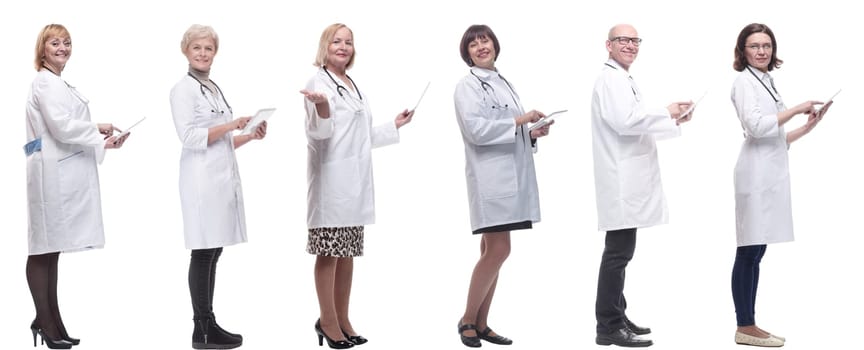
[
  {"xmin": 596, "ymin": 73, "xmax": 679, "ymax": 138},
  {"xmin": 170, "ymin": 82, "xmax": 208, "ymax": 150},
  {"xmin": 305, "ymin": 77, "xmax": 335, "ymax": 140},
  {"xmin": 731, "ymin": 77, "xmax": 779, "ymax": 139},
  {"xmin": 362, "ymin": 96, "xmax": 399, "ymax": 149},
  {"xmin": 36, "ymin": 77, "xmax": 106, "ymax": 162},
  {"xmin": 454, "ymin": 80, "xmax": 517, "ymax": 146}
]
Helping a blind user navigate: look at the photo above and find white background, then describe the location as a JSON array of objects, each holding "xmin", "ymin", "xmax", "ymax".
[{"xmin": 1, "ymin": 1, "xmax": 861, "ymax": 349}]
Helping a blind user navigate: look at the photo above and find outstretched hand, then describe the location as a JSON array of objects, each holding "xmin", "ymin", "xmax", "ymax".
[{"xmin": 301, "ymin": 89, "xmax": 328, "ymax": 104}]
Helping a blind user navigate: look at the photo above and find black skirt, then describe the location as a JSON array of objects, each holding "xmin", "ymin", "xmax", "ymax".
[{"xmin": 473, "ymin": 220, "xmax": 532, "ymax": 234}]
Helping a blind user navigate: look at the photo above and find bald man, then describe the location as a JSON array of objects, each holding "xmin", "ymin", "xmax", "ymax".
[{"xmin": 590, "ymin": 24, "xmax": 693, "ymax": 347}]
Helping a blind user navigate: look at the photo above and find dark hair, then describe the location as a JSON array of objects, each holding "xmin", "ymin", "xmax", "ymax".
[
  {"xmin": 459, "ymin": 24, "xmax": 500, "ymax": 67},
  {"xmin": 733, "ymin": 23, "xmax": 783, "ymax": 72}
]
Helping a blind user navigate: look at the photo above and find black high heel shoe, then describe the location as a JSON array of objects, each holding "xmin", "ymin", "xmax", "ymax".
[
  {"xmin": 342, "ymin": 330, "xmax": 368, "ymax": 345},
  {"xmin": 32, "ymin": 319, "xmax": 79, "ymax": 346},
  {"xmin": 315, "ymin": 319, "xmax": 353, "ymax": 349},
  {"xmin": 30, "ymin": 326, "xmax": 73, "ymax": 349}
]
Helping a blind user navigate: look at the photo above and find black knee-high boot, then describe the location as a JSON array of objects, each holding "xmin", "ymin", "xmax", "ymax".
[
  {"xmin": 208, "ymin": 248, "xmax": 242, "ymax": 341},
  {"xmin": 189, "ymin": 248, "xmax": 241, "ymax": 349}
]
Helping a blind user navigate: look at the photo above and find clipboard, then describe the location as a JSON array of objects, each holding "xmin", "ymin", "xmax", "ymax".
[
  {"xmin": 118, "ymin": 117, "xmax": 146, "ymax": 137},
  {"xmin": 529, "ymin": 109, "xmax": 567, "ymax": 131},
  {"xmin": 411, "ymin": 81, "xmax": 431, "ymax": 112},
  {"xmin": 679, "ymin": 90, "xmax": 708, "ymax": 119},
  {"xmin": 242, "ymin": 108, "xmax": 276, "ymax": 135}
]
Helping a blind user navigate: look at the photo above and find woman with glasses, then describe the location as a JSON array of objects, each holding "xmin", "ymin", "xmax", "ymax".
[
  {"xmin": 170, "ymin": 24, "xmax": 268, "ymax": 350},
  {"xmin": 730, "ymin": 22, "xmax": 832, "ymax": 347},
  {"xmin": 300, "ymin": 23, "xmax": 414, "ymax": 349},
  {"xmin": 453, "ymin": 24, "xmax": 554, "ymax": 348}
]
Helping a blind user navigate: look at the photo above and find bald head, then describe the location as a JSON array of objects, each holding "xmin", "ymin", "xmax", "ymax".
[
  {"xmin": 608, "ymin": 24, "xmax": 637, "ymax": 40},
  {"xmin": 606, "ymin": 24, "xmax": 640, "ymax": 71}
]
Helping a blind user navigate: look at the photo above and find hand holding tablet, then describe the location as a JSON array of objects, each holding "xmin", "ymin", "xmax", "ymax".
[
  {"xmin": 118, "ymin": 116, "xmax": 146, "ymax": 138},
  {"xmin": 815, "ymin": 89, "xmax": 840, "ymax": 115},
  {"xmin": 679, "ymin": 90, "xmax": 708, "ymax": 120},
  {"xmin": 529, "ymin": 109, "xmax": 567, "ymax": 131},
  {"xmin": 242, "ymin": 108, "xmax": 276, "ymax": 135}
]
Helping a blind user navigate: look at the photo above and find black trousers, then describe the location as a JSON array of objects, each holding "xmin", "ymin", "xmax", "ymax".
[
  {"xmin": 189, "ymin": 247, "xmax": 222, "ymax": 320},
  {"xmin": 595, "ymin": 228, "xmax": 637, "ymax": 333}
]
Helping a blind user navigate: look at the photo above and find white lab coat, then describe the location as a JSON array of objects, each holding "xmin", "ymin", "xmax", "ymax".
[
  {"xmin": 591, "ymin": 59, "xmax": 680, "ymax": 232},
  {"xmin": 305, "ymin": 68, "xmax": 399, "ymax": 229},
  {"xmin": 731, "ymin": 67, "xmax": 793, "ymax": 246},
  {"xmin": 454, "ymin": 68, "xmax": 541, "ymax": 231},
  {"xmin": 25, "ymin": 69, "xmax": 107, "ymax": 255},
  {"xmin": 170, "ymin": 74, "xmax": 246, "ymax": 249}
]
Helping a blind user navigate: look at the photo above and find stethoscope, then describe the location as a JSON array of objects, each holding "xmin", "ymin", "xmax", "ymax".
[
  {"xmin": 745, "ymin": 66, "xmax": 780, "ymax": 103},
  {"xmin": 470, "ymin": 69, "xmax": 518, "ymax": 110},
  {"xmin": 187, "ymin": 72, "xmax": 232, "ymax": 114},
  {"xmin": 470, "ymin": 68, "xmax": 532, "ymax": 144},
  {"xmin": 323, "ymin": 66, "xmax": 362, "ymax": 100},
  {"xmin": 604, "ymin": 62, "xmax": 639, "ymax": 101}
]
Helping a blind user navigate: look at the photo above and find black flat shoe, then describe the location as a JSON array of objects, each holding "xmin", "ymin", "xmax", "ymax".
[
  {"xmin": 479, "ymin": 327, "xmax": 512, "ymax": 345},
  {"xmin": 624, "ymin": 317, "xmax": 651, "ymax": 335},
  {"xmin": 342, "ymin": 331, "xmax": 367, "ymax": 345},
  {"xmin": 315, "ymin": 319, "xmax": 353, "ymax": 349},
  {"xmin": 596, "ymin": 328, "xmax": 653, "ymax": 347},
  {"xmin": 457, "ymin": 320, "xmax": 481, "ymax": 348}
]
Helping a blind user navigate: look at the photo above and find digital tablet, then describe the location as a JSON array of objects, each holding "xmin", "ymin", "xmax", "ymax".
[
  {"xmin": 679, "ymin": 90, "xmax": 708, "ymax": 119},
  {"xmin": 242, "ymin": 108, "xmax": 276, "ymax": 135},
  {"xmin": 412, "ymin": 81, "xmax": 431, "ymax": 112},
  {"xmin": 118, "ymin": 117, "xmax": 146, "ymax": 137},
  {"xmin": 529, "ymin": 109, "xmax": 567, "ymax": 131},
  {"xmin": 815, "ymin": 89, "xmax": 841, "ymax": 113}
]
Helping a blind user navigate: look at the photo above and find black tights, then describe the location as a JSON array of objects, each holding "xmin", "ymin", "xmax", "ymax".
[
  {"xmin": 189, "ymin": 247, "xmax": 223, "ymax": 320},
  {"xmin": 26, "ymin": 252, "xmax": 69, "ymax": 340}
]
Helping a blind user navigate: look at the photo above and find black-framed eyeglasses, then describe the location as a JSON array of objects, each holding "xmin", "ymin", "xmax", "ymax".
[{"xmin": 611, "ymin": 36, "xmax": 642, "ymax": 46}]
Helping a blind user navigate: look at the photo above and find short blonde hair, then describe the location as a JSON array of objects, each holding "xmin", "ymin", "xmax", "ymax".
[
  {"xmin": 181, "ymin": 24, "xmax": 219, "ymax": 55},
  {"xmin": 313, "ymin": 23, "xmax": 355, "ymax": 69},
  {"xmin": 34, "ymin": 24, "xmax": 70, "ymax": 71}
]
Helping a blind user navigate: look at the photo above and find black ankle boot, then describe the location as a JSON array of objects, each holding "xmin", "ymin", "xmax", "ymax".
[
  {"xmin": 192, "ymin": 317, "xmax": 242, "ymax": 349},
  {"xmin": 212, "ymin": 315, "xmax": 242, "ymax": 342}
]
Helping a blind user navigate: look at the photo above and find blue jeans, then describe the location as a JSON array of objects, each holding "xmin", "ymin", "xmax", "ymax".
[{"xmin": 731, "ymin": 244, "xmax": 767, "ymax": 326}]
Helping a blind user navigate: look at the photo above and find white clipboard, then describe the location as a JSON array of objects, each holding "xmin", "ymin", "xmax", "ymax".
[
  {"xmin": 242, "ymin": 108, "xmax": 276, "ymax": 135},
  {"xmin": 118, "ymin": 117, "xmax": 146, "ymax": 137},
  {"xmin": 529, "ymin": 110, "xmax": 567, "ymax": 131}
]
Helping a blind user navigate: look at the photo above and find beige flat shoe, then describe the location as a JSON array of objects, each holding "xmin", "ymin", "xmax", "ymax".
[
  {"xmin": 768, "ymin": 333, "xmax": 785, "ymax": 342},
  {"xmin": 735, "ymin": 331, "xmax": 784, "ymax": 347}
]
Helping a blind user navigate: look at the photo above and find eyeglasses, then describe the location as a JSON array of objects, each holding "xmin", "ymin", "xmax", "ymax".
[
  {"xmin": 746, "ymin": 43, "xmax": 773, "ymax": 51},
  {"xmin": 611, "ymin": 36, "xmax": 642, "ymax": 46}
]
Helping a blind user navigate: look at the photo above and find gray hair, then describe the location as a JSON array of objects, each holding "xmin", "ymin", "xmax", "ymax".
[{"xmin": 181, "ymin": 24, "xmax": 219, "ymax": 54}]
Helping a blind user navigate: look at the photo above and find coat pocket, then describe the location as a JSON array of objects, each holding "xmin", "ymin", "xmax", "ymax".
[
  {"xmin": 618, "ymin": 153, "xmax": 655, "ymax": 207},
  {"xmin": 322, "ymin": 157, "xmax": 362, "ymax": 201},
  {"xmin": 477, "ymin": 154, "xmax": 518, "ymax": 200}
]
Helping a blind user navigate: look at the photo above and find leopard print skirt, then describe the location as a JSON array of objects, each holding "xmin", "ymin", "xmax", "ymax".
[{"xmin": 306, "ymin": 226, "xmax": 364, "ymax": 257}]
